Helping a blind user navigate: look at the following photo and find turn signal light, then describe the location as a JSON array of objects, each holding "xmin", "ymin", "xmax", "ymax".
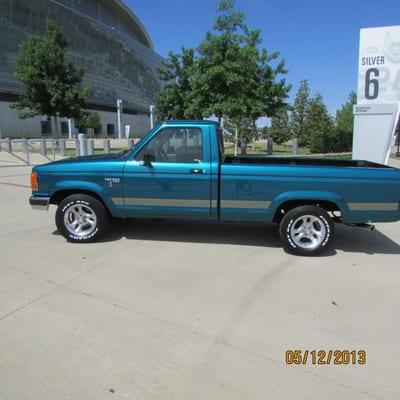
[{"xmin": 31, "ymin": 172, "xmax": 38, "ymax": 191}]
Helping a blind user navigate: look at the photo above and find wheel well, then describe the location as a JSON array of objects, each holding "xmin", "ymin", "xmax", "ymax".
[
  {"xmin": 50, "ymin": 189, "xmax": 108, "ymax": 211},
  {"xmin": 273, "ymin": 199, "xmax": 341, "ymax": 223}
]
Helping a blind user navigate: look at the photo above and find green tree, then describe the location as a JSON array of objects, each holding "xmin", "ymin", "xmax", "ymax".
[
  {"xmin": 188, "ymin": 0, "xmax": 290, "ymax": 126},
  {"xmin": 332, "ymin": 91, "xmax": 357, "ymax": 152},
  {"xmin": 269, "ymin": 108, "xmax": 291, "ymax": 144},
  {"xmin": 155, "ymin": 48, "xmax": 201, "ymax": 120},
  {"xmin": 75, "ymin": 111, "xmax": 101, "ymax": 133},
  {"xmin": 291, "ymin": 80, "xmax": 310, "ymax": 145},
  {"xmin": 12, "ymin": 19, "xmax": 90, "ymax": 136},
  {"xmin": 224, "ymin": 116, "xmax": 254, "ymax": 141},
  {"xmin": 256, "ymin": 46, "xmax": 291, "ymax": 122},
  {"xmin": 305, "ymin": 93, "xmax": 334, "ymax": 153}
]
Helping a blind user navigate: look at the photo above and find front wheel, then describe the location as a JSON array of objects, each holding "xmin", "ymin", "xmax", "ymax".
[
  {"xmin": 55, "ymin": 194, "xmax": 109, "ymax": 243},
  {"xmin": 279, "ymin": 205, "xmax": 335, "ymax": 256}
]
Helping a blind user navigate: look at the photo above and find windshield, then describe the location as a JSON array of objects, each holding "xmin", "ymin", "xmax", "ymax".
[{"xmin": 119, "ymin": 124, "xmax": 161, "ymax": 158}]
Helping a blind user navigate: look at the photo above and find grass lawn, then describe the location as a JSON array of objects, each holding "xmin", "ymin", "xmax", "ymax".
[
  {"xmin": 224, "ymin": 142, "xmax": 310, "ymax": 156},
  {"xmin": 224, "ymin": 142, "xmax": 352, "ymax": 159}
]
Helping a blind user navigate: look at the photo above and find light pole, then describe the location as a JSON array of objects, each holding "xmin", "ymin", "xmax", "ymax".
[
  {"xmin": 150, "ymin": 104, "xmax": 155, "ymax": 129},
  {"xmin": 117, "ymin": 99, "xmax": 123, "ymax": 139},
  {"xmin": 67, "ymin": 118, "xmax": 75, "ymax": 139}
]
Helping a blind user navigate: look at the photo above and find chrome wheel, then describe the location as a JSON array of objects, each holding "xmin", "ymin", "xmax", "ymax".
[
  {"xmin": 290, "ymin": 214, "xmax": 326, "ymax": 250},
  {"xmin": 63, "ymin": 204, "xmax": 97, "ymax": 238}
]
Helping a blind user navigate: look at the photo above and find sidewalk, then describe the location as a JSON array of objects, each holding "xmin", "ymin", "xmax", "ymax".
[
  {"xmin": 389, "ymin": 157, "xmax": 400, "ymax": 168},
  {"xmin": 0, "ymin": 164, "xmax": 399, "ymax": 400},
  {"xmin": 0, "ymin": 149, "xmax": 64, "ymax": 166}
]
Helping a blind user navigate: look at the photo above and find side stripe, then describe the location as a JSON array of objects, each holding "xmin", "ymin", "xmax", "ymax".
[
  {"xmin": 221, "ymin": 200, "xmax": 271, "ymax": 209},
  {"xmin": 112, "ymin": 198, "xmax": 209, "ymax": 207},
  {"xmin": 112, "ymin": 198, "xmax": 124, "ymax": 206},
  {"xmin": 112, "ymin": 198, "xmax": 271, "ymax": 209},
  {"xmin": 348, "ymin": 203, "xmax": 399, "ymax": 211}
]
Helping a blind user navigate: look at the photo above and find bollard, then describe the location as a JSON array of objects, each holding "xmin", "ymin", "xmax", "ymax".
[
  {"xmin": 21, "ymin": 138, "xmax": 30, "ymax": 164},
  {"xmin": 51, "ymin": 140, "xmax": 56, "ymax": 160},
  {"xmin": 58, "ymin": 139, "xmax": 67, "ymax": 157},
  {"xmin": 4, "ymin": 138, "xmax": 11, "ymax": 152},
  {"xmin": 267, "ymin": 137, "xmax": 273, "ymax": 155},
  {"xmin": 128, "ymin": 138, "xmax": 134, "ymax": 149},
  {"xmin": 40, "ymin": 139, "xmax": 47, "ymax": 156},
  {"xmin": 87, "ymin": 139, "xmax": 94, "ymax": 156},
  {"xmin": 292, "ymin": 138, "xmax": 299, "ymax": 156},
  {"xmin": 75, "ymin": 138, "xmax": 80, "ymax": 157},
  {"xmin": 78, "ymin": 133, "xmax": 87, "ymax": 157},
  {"xmin": 103, "ymin": 139, "xmax": 110, "ymax": 154}
]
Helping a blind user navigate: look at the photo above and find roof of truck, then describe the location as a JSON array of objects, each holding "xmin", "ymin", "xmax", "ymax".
[{"xmin": 163, "ymin": 120, "xmax": 219, "ymax": 126}]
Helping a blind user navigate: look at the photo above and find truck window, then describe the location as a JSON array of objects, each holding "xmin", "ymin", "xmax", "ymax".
[
  {"xmin": 218, "ymin": 127, "xmax": 225, "ymax": 161},
  {"xmin": 135, "ymin": 128, "xmax": 202, "ymax": 163}
]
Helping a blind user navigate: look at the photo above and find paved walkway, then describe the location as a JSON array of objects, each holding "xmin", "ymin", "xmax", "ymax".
[{"xmin": 0, "ymin": 165, "xmax": 399, "ymax": 399}]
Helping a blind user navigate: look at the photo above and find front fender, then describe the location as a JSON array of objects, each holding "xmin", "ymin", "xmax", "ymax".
[{"xmin": 49, "ymin": 180, "xmax": 115, "ymax": 210}]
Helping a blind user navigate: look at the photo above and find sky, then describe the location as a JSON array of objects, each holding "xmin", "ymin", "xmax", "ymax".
[{"xmin": 127, "ymin": 0, "xmax": 400, "ymax": 119}]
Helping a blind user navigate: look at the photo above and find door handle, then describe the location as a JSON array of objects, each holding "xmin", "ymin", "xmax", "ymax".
[{"xmin": 190, "ymin": 169, "xmax": 204, "ymax": 174}]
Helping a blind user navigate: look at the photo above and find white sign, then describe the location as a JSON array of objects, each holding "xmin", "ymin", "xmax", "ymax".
[
  {"xmin": 125, "ymin": 125, "xmax": 131, "ymax": 138},
  {"xmin": 353, "ymin": 26, "xmax": 400, "ymax": 164},
  {"xmin": 358, "ymin": 25, "xmax": 400, "ymax": 104},
  {"xmin": 353, "ymin": 104, "xmax": 399, "ymax": 164}
]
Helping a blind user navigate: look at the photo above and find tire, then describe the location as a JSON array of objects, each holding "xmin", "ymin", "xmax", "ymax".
[
  {"xmin": 279, "ymin": 205, "xmax": 335, "ymax": 256},
  {"xmin": 55, "ymin": 194, "xmax": 109, "ymax": 243}
]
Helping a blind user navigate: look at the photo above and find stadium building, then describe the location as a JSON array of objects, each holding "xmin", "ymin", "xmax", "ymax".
[{"xmin": 0, "ymin": 0, "xmax": 163, "ymax": 138}]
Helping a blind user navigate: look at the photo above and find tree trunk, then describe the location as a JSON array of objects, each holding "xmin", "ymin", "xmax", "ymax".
[
  {"xmin": 234, "ymin": 128, "xmax": 238, "ymax": 156},
  {"xmin": 252, "ymin": 120, "xmax": 257, "ymax": 150},
  {"xmin": 53, "ymin": 115, "xmax": 59, "ymax": 139}
]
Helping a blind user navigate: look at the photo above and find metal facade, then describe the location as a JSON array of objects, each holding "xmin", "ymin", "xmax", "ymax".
[{"xmin": 0, "ymin": 0, "xmax": 163, "ymax": 114}]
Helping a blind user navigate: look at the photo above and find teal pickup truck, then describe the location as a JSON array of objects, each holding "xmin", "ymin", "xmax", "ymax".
[{"xmin": 30, "ymin": 120, "xmax": 400, "ymax": 256}]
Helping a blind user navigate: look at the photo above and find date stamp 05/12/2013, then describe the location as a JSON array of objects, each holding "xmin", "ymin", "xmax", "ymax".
[{"xmin": 285, "ymin": 350, "xmax": 367, "ymax": 366}]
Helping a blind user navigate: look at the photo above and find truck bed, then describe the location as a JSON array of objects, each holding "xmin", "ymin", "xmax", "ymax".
[{"xmin": 223, "ymin": 156, "xmax": 393, "ymax": 169}]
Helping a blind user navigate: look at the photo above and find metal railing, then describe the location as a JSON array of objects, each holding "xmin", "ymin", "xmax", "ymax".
[{"xmin": 0, "ymin": 136, "xmax": 137, "ymax": 165}]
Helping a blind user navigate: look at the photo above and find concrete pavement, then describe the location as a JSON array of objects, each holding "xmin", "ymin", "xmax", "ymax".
[{"xmin": 0, "ymin": 164, "xmax": 399, "ymax": 400}]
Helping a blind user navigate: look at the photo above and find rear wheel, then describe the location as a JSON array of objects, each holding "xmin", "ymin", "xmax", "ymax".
[
  {"xmin": 56, "ymin": 194, "xmax": 109, "ymax": 243},
  {"xmin": 279, "ymin": 205, "xmax": 335, "ymax": 256}
]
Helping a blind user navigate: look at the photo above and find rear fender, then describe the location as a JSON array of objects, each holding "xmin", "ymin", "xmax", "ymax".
[{"xmin": 270, "ymin": 191, "xmax": 345, "ymax": 215}]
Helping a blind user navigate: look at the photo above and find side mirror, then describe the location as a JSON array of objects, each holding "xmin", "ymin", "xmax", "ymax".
[{"xmin": 143, "ymin": 153, "xmax": 155, "ymax": 166}]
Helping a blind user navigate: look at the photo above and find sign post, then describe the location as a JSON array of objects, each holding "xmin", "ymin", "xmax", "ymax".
[{"xmin": 353, "ymin": 25, "xmax": 400, "ymax": 164}]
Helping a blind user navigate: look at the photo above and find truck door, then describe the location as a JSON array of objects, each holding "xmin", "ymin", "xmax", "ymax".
[{"xmin": 121, "ymin": 125, "xmax": 212, "ymax": 219}]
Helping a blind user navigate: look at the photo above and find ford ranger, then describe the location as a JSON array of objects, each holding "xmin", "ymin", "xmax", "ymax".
[{"xmin": 29, "ymin": 120, "xmax": 400, "ymax": 256}]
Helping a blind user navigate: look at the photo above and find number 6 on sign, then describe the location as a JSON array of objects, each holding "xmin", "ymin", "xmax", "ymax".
[{"xmin": 365, "ymin": 68, "xmax": 379, "ymax": 100}]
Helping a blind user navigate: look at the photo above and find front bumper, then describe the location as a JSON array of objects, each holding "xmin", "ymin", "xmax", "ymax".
[{"xmin": 29, "ymin": 196, "xmax": 50, "ymax": 211}]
